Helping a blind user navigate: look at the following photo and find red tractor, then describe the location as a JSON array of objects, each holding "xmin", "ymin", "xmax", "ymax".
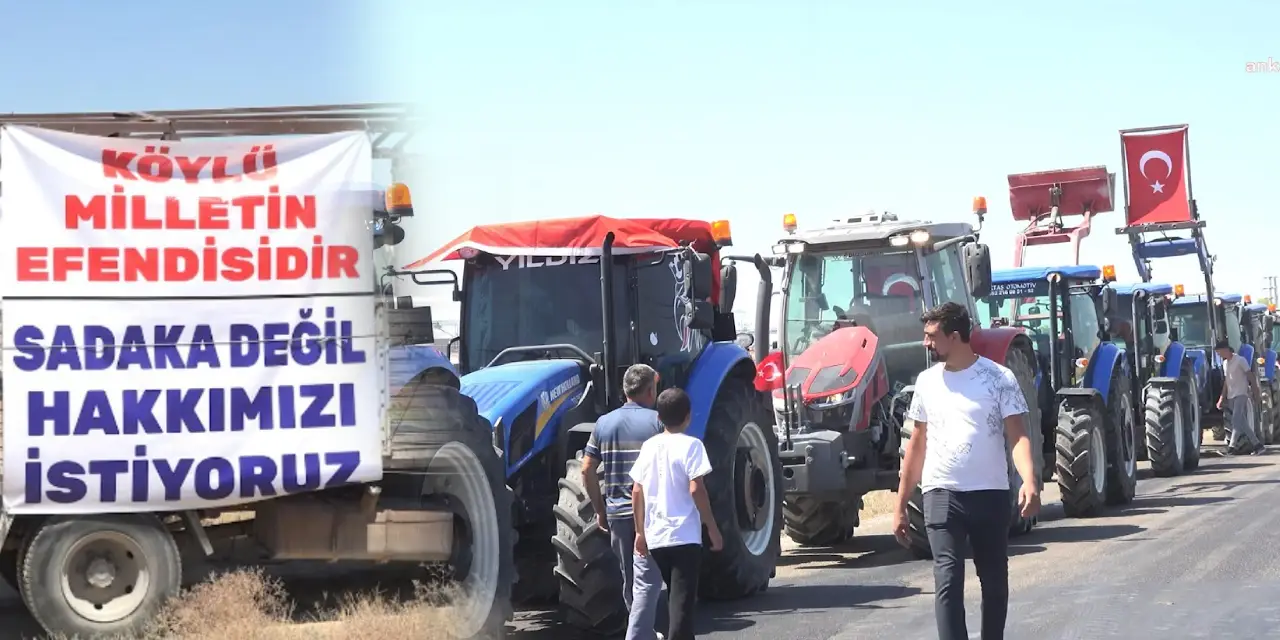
[{"xmin": 756, "ymin": 205, "xmax": 1043, "ymax": 557}]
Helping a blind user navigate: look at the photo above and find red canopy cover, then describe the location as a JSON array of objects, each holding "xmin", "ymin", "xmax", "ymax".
[{"xmin": 403, "ymin": 215, "xmax": 719, "ymax": 269}]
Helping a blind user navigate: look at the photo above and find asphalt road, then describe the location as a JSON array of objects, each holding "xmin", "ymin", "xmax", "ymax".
[
  {"xmin": 1, "ymin": 441, "xmax": 1276, "ymax": 639},
  {"xmin": 514, "ymin": 441, "xmax": 1280, "ymax": 640}
]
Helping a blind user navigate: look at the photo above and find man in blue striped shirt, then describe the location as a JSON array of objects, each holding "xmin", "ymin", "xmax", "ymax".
[{"xmin": 582, "ymin": 363, "xmax": 665, "ymax": 640}]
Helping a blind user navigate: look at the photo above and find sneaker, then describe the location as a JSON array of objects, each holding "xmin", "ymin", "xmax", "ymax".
[
  {"xmin": 657, "ymin": 634, "xmax": 666, "ymax": 640},
  {"xmin": 1253, "ymin": 444, "xmax": 1266, "ymax": 455}
]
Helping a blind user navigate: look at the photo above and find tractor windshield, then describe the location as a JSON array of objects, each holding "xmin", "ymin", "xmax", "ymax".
[
  {"xmin": 1170, "ymin": 304, "xmax": 1212, "ymax": 348},
  {"xmin": 976, "ymin": 280, "xmax": 1058, "ymax": 331},
  {"xmin": 461, "ymin": 258, "xmax": 626, "ymax": 372},
  {"xmin": 783, "ymin": 249, "xmax": 928, "ymax": 386}
]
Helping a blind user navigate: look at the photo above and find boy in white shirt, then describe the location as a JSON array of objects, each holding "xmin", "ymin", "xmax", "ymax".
[{"xmin": 630, "ymin": 388, "xmax": 724, "ymax": 640}]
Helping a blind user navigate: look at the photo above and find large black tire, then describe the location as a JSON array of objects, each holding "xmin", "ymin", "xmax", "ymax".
[
  {"xmin": 1145, "ymin": 384, "xmax": 1185, "ymax": 477},
  {"xmin": 783, "ymin": 497, "xmax": 857, "ymax": 547},
  {"xmin": 1261, "ymin": 383, "xmax": 1277, "ymax": 445},
  {"xmin": 699, "ymin": 378, "xmax": 784, "ymax": 601},
  {"xmin": 552, "ymin": 455, "xmax": 627, "ymax": 636},
  {"xmin": 391, "ymin": 383, "xmax": 516, "ymax": 640},
  {"xmin": 1104, "ymin": 371, "xmax": 1138, "ymax": 506},
  {"xmin": 1005, "ymin": 346, "xmax": 1044, "ymax": 536},
  {"xmin": 1181, "ymin": 372, "xmax": 1203, "ymax": 471},
  {"xmin": 20, "ymin": 514, "xmax": 181, "ymax": 639},
  {"xmin": 900, "ymin": 416, "xmax": 932, "ymax": 560},
  {"xmin": 1055, "ymin": 403, "xmax": 1109, "ymax": 518}
]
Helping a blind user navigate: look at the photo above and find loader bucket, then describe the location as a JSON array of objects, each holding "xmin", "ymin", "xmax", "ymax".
[{"xmin": 1008, "ymin": 166, "xmax": 1116, "ymax": 222}]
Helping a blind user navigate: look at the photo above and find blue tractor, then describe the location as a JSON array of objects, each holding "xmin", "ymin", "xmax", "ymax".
[
  {"xmin": 1109, "ymin": 282, "xmax": 1202, "ymax": 476},
  {"xmin": 977, "ymin": 264, "xmax": 1137, "ymax": 517},
  {"xmin": 395, "ymin": 215, "xmax": 783, "ymax": 634},
  {"xmin": 1168, "ymin": 293, "xmax": 1275, "ymax": 447}
]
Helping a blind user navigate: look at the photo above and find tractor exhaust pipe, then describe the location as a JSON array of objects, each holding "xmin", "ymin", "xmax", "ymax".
[
  {"xmin": 600, "ymin": 232, "xmax": 618, "ymax": 410},
  {"xmin": 751, "ymin": 253, "xmax": 772, "ymax": 365}
]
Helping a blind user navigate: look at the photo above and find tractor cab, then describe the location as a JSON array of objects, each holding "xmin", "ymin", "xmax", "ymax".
[
  {"xmin": 399, "ymin": 215, "xmax": 783, "ymax": 631},
  {"xmin": 978, "ymin": 263, "xmax": 1117, "ymax": 392}
]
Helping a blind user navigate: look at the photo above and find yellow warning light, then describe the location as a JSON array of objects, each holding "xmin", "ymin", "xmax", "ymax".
[
  {"xmin": 783, "ymin": 213, "xmax": 797, "ymax": 233},
  {"xmin": 1101, "ymin": 265, "xmax": 1116, "ymax": 282}
]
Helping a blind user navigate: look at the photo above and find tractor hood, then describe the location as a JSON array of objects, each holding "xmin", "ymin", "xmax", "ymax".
[
  {"xmin": 460, "ymin": 359, "xmax": 587, "ymax": 427},
  {"xmin": 783, "ymin": 326, "xmax": 883, "ymax": 402}
]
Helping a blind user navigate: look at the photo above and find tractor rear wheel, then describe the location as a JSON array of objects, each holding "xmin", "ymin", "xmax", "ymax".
[
  {"xmin": 1055, "ymin": 403, "xmax": 1109, "ymax": 518},
  {"xmin": 700, "ymin": 378, "xmax": 783, "ymax": 601},
  {"xmin": 1104, "ymin": 371, "xmax": 1138, "ymax": 506},
  {"xmin": 1181, "ymin": 373, "xmax": 1203, "ymax": 471},
  {"xmin": 1005, "ymin": 346, "xmax": 1043, "ymax": 536},
  {"xmin": 1145, "ymin": 384, "xmax": 1185, "ymax": 477}
]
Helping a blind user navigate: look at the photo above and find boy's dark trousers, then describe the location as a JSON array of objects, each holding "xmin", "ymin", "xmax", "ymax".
[{"xmin": 649, "ymin": 543, "xmax": 702, "ymax": 640}]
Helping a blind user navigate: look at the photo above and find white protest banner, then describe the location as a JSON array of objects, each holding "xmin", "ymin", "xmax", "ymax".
[{"xmin": 0, "ymin": 126, "xmax": 381, "ymax": 514}]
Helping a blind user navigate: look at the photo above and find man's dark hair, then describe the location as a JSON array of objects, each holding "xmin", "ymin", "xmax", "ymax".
[
  {"xmin": 920, "ymin": 301, "xmax": 972, "ymax": 342},
  {"xmin": 655, "ymin": 387, "xmax": 692, "ymax": 428},
  {"xmin": 1216, "ymin": 338, "xmax": 1233, "ymax": 352}
]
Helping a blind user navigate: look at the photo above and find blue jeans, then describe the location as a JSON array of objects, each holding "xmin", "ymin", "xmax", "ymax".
[{"xmin": 608, "ymin": 516, "xmax": 663, "ymax": 640}]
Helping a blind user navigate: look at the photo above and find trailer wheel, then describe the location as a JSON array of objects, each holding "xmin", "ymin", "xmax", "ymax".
[
  {"xmin": 1104, "ymin": 370, "xmax": 1138, "ymax": 506},
  {"xmin": 1145, "ymin": 384, "xmax": 1185, "ymax": 477},
  {"xmin": 1181, "ymin": 373, "xmax": 1203, "ymax": 471},
  {"xmin": 392, "ymin": 382, "xmax": 515, "ymax": 639},
  {"xmin": 553, "ymin": 454, "xmax": 627, "ymax": 635},
  {"xmin": 1055, "ymin": 403, "xmax": 1108, "ymax": 517},
  {"xmin": 700, "ymin": 378, "xmax": 783, "ymax": 601},
  {"xmin": 20, "ymin": 514, "xmax": 180, "ymax": 639}
]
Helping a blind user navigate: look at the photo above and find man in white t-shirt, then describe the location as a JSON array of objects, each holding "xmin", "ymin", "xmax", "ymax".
[
  {"xmin": 630, "ymin": 388, "xmax": 724, "ymax": 640},
  {"xmin": 893, "ymin": 302, "xmax": 1040, "ymax": 640}
]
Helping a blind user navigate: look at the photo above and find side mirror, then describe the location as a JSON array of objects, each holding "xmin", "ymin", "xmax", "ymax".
[
  {"xmin": 719, "ymin": 263, "xmax": 739, "ymax": 313},
  {"xmin": 387, "ymin": 305, "xmax": 435, "ymax": 346},
  {"xmin": 1155, "ymin": 320, "xmax": 1169, "ymax": 335},
  {"xmin": 1170, "ymin": 327, "xmax": 1181, "ymax": 343},
  {"xmin": 1100, "ymin": 288, "xmax": 1119, "ymax": 317},
  {"xmin": 1151, "ymin": 301, "xmax": 1167, "ymax": 321},
  {"xmin": 963, "ymin": 243, "xmax": 992, "ymax": 298},
  {"xmin": 447, "ymin": 337, "xmax": 461, "ymax": 365},
  {"xmin": 735, "ymin": 332, "xmax": 755, "ymax": 349},
  {"xmin": 690, "ymin": 252, "xmax": 714, "ymax": 301},
  {"xmin": 687, "ymin": 300, "xmax": 716, "ymax": 331}
]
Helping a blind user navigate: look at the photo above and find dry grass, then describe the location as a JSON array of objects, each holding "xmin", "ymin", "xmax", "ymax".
[
  {"xmin": 63, "ymin": 567, "xmax": 471, "ymax": 640},
  {"xmin": 860, "ymin": 490, "xmax": 898, "ymax": 518}
]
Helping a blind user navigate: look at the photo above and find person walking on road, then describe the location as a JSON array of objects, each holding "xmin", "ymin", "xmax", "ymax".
[
  {"xmin": 581, "ymin": 364, "xmax": 665, "ymax": 640},
  {"xmin": 631, "ymin": 388, "xmax": 724, "ymax": 640},
  {"xmin": 893, "ymin": 302, "xmax": 1041, "ymax": 640},
  {"xmin": 1215, "ymin": 339, "xmax": 1265, "ymax": 455}
]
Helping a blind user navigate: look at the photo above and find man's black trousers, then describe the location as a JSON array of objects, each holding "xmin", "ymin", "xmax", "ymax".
[{"xmin": 924, "ymin": 488, "xmax": 1012, "ymax": 640}]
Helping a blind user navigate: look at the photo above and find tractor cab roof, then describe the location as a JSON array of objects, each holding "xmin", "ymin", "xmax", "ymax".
[
  {"xmin": 992, "ymin": 265, "xmax": 1101, "ymax": 284},
  {"xmin": 1246, "ymin": 303, "xmax": 1268, "ymax": 314},
  {"xmin": 405, "ymin": 215, "xmax": 722, "ymax": 268},
  {"xmin": 1112, "ymin": 282, "xmax": 1174, "ymax": 296},
  {"xmin": 780, "ymin": 212, "xmax": 973, "ymax": 250}
]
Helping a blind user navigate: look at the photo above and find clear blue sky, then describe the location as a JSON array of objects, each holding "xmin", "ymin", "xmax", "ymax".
[{"xmin": 6, "ymin": 1, "xmax": 1280, "ymax": 316}]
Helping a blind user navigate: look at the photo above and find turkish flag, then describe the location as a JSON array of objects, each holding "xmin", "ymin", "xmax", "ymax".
[{"xmin": 1122, "ymin": 127, "xmax": 1191, "ymax": 226}]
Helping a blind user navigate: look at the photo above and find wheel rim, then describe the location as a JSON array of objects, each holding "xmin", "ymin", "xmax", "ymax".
[
  {"xmin": 1173, "ymin": 392, "xmax": 1185, "ymax": 462},
  {"xmin": 427, "ymin": 442, "xmax": 501, "ymax": 639},
  {"xmin": 60, "ymin": 531, "xmax": 150, "ymax": 624},
  {"xmin": 1120, "ymin": 394, "xmax": 1136, "ymax": 478},
  {"xmin": 735, "ymin": 422, "xmax": 777, "ymax": 557},
  {"xmin": 1090, "ymin": 426, "xmax": 1107, "ymax": 495}
]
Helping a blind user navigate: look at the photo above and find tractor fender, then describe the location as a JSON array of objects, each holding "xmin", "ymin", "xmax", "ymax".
[
  {"xmin": 971, "ymin": 327, "xmax": 1040, "ymax": 389},
  {"xmin": 1267, "ymin": 349, "xmax": 1278, "ymax": 381},
  {"xmin": 1182, "ymin": 346, "xmax": 1208, "ymax": 392},
  {"xmin": 1160, "ymin": 342, "xmax": 1188, "ymax": 380},
  {"xmin": 685, "ymin": 341, "xmax": 756, "ymax": 441},
  {"xmin": 1083, "ymin": 342, "xmax": 1124, "ymax": 405},
  {"xmin": 1055, "ymin": 386, "xmax": 1107, "ymax": 414}
]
